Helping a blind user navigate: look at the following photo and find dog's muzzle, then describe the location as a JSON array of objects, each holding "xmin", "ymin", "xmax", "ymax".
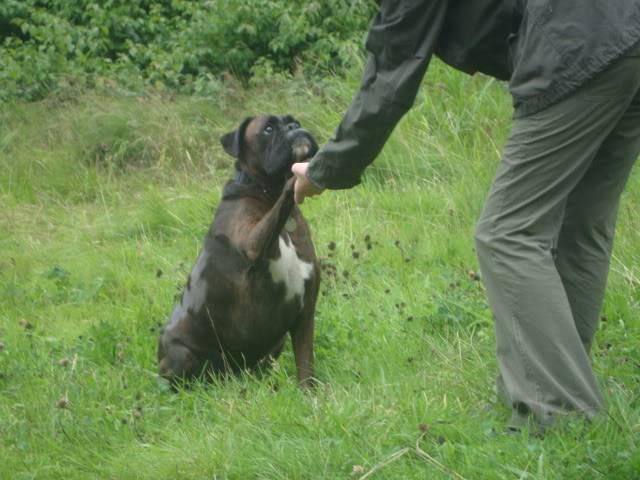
[{"xmin": 288, "ymin": 129, "xmax": 319, "ymax": 162}]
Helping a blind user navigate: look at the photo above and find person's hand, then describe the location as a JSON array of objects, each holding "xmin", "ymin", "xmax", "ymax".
[{"xmin": 291, "ymin": 162, "xmax": 324, "ymax": 204}]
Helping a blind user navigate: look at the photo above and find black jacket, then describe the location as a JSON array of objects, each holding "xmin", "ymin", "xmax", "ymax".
[{"xmin": 307, "ymin": 0, "xmax": 640, "ymax": 190}]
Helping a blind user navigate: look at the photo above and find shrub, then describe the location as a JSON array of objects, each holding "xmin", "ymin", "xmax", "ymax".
[{"xmin": 0, "ymin": 0, "xmax": 375, "ymax": 101}]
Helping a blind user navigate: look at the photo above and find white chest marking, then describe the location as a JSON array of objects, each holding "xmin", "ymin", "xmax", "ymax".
[{"xmin": 269, "ymin": 236, "xmax": 314, "ymax": 306}]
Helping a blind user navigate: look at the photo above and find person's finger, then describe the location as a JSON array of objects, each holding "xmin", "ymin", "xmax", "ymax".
[
  {"xmin": 291, "ymin": 163, "xmax": 307, "ymax": 204},
  {"xmin": 291, "ymin": 162, "xmax": 324, "ymax": 204},
  {"xmin": 291, "ymin": 162, "xmax": 308, "ymax": 178},
  {"xmin": 294, "ymin": 180, "xmax": 304, "ymax": 204},
  {"xmin": 292, "ymin": 174, "xmax": 301, "ymax": 204}
]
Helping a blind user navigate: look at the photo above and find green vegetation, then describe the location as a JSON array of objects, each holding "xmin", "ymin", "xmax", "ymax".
[
  {"xmin": 1, "ymin": 45, "xmax": 639, "ymax": 480},
  {"xmin": 0, "ymin": 0, "xmax": 374, "ymax": 101}
]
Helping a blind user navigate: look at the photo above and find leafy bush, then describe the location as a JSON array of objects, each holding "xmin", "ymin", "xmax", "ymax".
[{"xmin": 0, "ymin": 0, "xmax": 375, "ymax": 101}]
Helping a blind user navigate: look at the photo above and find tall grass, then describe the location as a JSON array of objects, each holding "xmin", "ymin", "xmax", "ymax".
[{"xmin": 1, "ymin": 60, "xmax": 639, "ymax": 479}]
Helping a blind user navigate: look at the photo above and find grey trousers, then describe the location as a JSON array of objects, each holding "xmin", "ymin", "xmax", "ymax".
[{"xmin": 475, "ymin": 45, "xmax": 640, "ymax": 427}]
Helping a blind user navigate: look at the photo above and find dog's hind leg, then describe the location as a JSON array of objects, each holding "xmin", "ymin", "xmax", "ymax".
[{"xmin": 290, "ymin": 293, "xmax": 317, "ymax": 388}]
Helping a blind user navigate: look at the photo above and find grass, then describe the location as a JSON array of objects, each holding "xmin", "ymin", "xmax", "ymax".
[{"xmin": 1, "ymin": 60, "xmax": 639, "ymax": 479}]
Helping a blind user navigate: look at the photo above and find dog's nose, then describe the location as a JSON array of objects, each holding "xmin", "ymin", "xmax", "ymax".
[{"xmin": 286, "ymin": 121, "xmax": 301, "ymax": 132}]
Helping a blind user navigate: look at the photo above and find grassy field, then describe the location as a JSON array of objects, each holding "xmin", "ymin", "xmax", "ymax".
[{"xmin": 1, "ymin": 60, "xmax": 639, "ymax": 479}]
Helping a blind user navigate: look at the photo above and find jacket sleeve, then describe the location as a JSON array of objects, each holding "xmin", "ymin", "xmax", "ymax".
[{"xmin": 307, "ymin": 0, "xmax": 449, "ymax": 190}]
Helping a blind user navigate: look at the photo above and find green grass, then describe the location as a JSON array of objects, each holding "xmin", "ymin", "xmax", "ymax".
[{"xmin": 1, "ymin": 61, "xmax": 639, "ymax": 479}]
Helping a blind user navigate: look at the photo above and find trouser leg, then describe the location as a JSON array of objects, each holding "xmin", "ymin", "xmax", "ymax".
[
  {"xmin": 476, "ymin": 51, "xmax": 640, "ymax": 425},
  {"xmin": 556, "ymin": 87, "xmax": 640, "ymax": 354}
]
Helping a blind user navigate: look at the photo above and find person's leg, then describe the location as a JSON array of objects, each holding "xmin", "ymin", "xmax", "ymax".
[
  {"xmin": 476, "ymin": 51, "xmax": 640, "ymax": 428},
  {"xmin": 556, "ymin": 66, "xmax": 640, "ymax": 354}
]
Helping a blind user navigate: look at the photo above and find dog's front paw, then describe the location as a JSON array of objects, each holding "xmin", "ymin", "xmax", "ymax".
[{"xmin": 283, "ymin": 175, "xmax": 296, "ymax": 195}]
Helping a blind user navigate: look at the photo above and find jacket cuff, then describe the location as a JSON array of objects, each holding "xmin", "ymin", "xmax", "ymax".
[
  {"xmin": 306, "ymin": 153, "xmax": 361, "ymax": 191},
  {"xmin": 305, "ymin": 159, "xmax": 327, "ymax": 190}
]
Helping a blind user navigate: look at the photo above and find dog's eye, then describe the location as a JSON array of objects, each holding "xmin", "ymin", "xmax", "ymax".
[{"xmin": 264, "ymin": 125, "xmax": 274, "ymax": 135}]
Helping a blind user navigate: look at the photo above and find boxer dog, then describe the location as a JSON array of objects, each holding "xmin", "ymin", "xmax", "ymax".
[{"xmin": 157, "ymin": 115, "xmax": 320, "ymax": 388}]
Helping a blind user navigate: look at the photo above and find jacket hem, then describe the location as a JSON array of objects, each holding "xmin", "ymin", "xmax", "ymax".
[{"xmin": 513, "ymin": 21, "xmax": 640, "ymax": 118}]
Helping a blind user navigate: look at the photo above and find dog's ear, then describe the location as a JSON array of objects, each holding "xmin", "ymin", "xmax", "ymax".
[{"xmin": 220, "ymin": 117, "xmax": 254, "ymax": 158}]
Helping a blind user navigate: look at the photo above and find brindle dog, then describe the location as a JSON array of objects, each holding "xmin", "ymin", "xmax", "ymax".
[{"xmin": 158, "ymin": 115, "xmax": 320, "ymax": 387}]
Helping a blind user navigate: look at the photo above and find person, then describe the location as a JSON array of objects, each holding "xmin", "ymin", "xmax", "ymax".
[{"xmin": 290, "ymin": 0, "xmax": 640, "ymax": 431}]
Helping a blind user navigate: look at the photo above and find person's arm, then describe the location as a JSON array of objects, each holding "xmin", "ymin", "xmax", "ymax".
[{"xmin": 302, "ymin": 0, "xmax": 449, "ymax": 194}]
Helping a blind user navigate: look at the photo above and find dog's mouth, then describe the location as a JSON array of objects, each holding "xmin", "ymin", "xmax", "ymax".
[
  {"xmin": 290, "ymin": 132, "xmax": 319, "ymax": 163},
  {"xmin": 293, "ymin": 142, "xmax": 313, "ymax": 161}
]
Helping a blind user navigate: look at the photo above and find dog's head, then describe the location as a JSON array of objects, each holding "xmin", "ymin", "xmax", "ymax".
[
  {"xmin": 157, "ymin": 326, "xmax": 205, "ymax": 387},
  {"xmin": 221, "ymin": 115, "xmax": 318, "ymax": 186}
]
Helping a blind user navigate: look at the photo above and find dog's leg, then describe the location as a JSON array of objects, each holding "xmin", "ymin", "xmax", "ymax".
[
  {"xmin": 290, "ymin": 292, "xmax": 317, "ymax": 387},
  {"xmin": 242, "ymin": 177, "xmax": 296, "ymax": 263}
]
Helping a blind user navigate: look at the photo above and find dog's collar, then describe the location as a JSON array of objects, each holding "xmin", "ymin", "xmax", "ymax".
[
  {"xmin": 231, "ymin": 169, "xmax": 281, "ymax": 200},
  {"xmin": 234, "ymin": 169, "xmax": 270, "ymax": 195},
  {"xmin": 234, "ymin": 169, "xmax": 256, "ymax": 186}
]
